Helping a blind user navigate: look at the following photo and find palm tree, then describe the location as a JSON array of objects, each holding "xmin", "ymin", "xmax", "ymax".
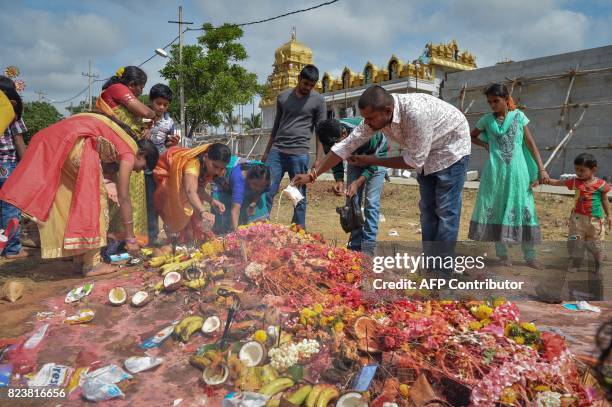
[
  {"xmin": 223, "ymin": 110, "xmax": 240, "ymax": 133},
  {"xmin": 243, "ymin": 112, "xmax": 262, "ymax": 131}
]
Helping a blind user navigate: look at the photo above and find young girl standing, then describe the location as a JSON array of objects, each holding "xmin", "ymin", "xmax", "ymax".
[{"xmin": 469, "ymin": 84, "xmax": 549, "ymax": 268}]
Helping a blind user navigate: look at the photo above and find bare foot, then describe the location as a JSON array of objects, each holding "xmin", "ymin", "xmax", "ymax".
[
  {"xmin": 5, "ymin": 250, "xmax": 30, "ymax": 259},
  {"xmin": 83, "ymin": 262, "xmax": 117, "ymax": 277}
]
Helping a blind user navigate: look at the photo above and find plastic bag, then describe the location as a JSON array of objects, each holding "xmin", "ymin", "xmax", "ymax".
[
  {"xmin": 282, "ymin": 185, "xmax": 304, "ymax": 207},
  {"xmin": 82, "ymin": 378, "xmax": 124, "ymax": 401},
  {"xmin": 124, "ymin": 356, "xmax": 163, "ymax": 374},
  {"xmin": 336, "ymin": 195, "xmax": 364, "ymax": 233}
]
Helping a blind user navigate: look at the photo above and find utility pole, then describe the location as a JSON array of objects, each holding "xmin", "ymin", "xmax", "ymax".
[
  {"xmin": 169, "ymin": 6, "xmax": 193, "ymax": 146},
  {"xmin": 82, "ymin": 60, "xmax": 99, "ymax": 110}
]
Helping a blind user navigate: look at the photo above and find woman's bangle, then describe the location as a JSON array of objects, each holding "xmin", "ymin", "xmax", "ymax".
[{"xmin": 309, "ymin": 168, "xmax": 318, "ymax": 183}]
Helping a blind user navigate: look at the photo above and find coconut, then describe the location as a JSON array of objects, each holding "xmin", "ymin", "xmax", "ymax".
[
  {"xmin": 238, "ymin": 341, "xmax": 266, "ymax": 367},
  {"xmin": 202, "ymin": 364, "xmax": 229, "ymax": 386},
  {"xmin": 336, "ymin": 392, "xmax": 367, "ymax": 407},
  {"xmin": 131, "ymin": 291, "xmax": 151, "ymax": 307},
  {"xmin": 201, "ymin": 315, "xmax": 221, "ymax": 335},
  {"xmin": 163, "ymin": 271, "xmax": 182, "ymax": 292},
  {"xmin": 108, "ymin": 287, "xmax": 127, "ymax": 306},
  {"xmin": 184, "ymin": 266, "xmax": 204, "ymax": 281},
  {"xmin": 353, "ymin": 316, "xmax": 377, "ymax": 339}
]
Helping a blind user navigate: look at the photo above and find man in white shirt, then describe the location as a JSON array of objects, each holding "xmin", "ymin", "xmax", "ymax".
[{"xmin": 294, "ymin": 86, "xmax": 470, "ymax": 264}]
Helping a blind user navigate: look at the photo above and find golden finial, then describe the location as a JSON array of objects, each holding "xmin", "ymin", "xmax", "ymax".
[{"xmin": 291, "ymin": 26, "xmax": 296, "ymax": 41}]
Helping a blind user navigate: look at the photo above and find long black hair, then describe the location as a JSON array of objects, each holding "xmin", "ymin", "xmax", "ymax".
[
  {"xmin": 102, "ymin": 66, "xmax": 147, "ymax": 90},
  {"xmin": 243, "ymin": 163, "xmax": 271, "ymax": 182},
  {"xmin": 136, "ymin": 139, "xmax": 159, "ymax": 171}
]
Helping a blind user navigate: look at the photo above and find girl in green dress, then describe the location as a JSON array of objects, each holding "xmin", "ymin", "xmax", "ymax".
[{"xmin": 468, "ymin": 84, "xmax": 549, "ymax": 268}]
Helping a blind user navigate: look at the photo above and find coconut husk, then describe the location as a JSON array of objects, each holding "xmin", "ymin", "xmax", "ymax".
[
  {"xmin": 409, "ymin": 374, "xmax": 447, "ymax": 407},
  {"xmin": 1, "ymin": 280, "xmax": 24, "ymax": 302}
]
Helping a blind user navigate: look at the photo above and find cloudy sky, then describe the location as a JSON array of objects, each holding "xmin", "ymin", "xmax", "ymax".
[{"xmin": 2, "ymin": 0, "xmax": 611, "ymax": 115}]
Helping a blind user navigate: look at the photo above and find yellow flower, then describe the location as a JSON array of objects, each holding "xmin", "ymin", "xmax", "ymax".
[
  {"xmin": 480, "ymin": 318, "xmax": 491, "ymax": 326},
  {"xmin": 534, "ymin": 385, "xmax": 550, "ymax": 392},
  {"xmin": 399, "ymin": 384, "xmax": 410, "ymax": 397},
  {"xmin": 333, "ymin": 321, "xmax": 344, "ymax": 333},
  {"xmin": 500, "ymin": 387, "xmax": 518, "ymax": 404},
  {"xmin": 468, "ymin": 321, "xmax": 482, "ymax": 331},
  {"xmin": 520, "ymin": 322, "xmax": 537, "ymax": 333},
  {"xmin": 471, "ymin": 304, "xmax": 493, "ymax": 321},
  {"xmin": 253, "ymin": 330, "xmax": 267, "ymax": 343},
  {"xmin": 313, "ymin": 303, "xmax": 324, "ymax": 314},
  {"xmin": 115, "ymin": 67, "xmax": 125, "ymax": 77},
  {"xmin": 514, "ymin": 336, "xmax": 525, "ymax": 345},
  {"xmin": 327, "ymin": 250, "xmax": 335, "ymax": 260},
  {"xmin": 493, "ymin": 297, "xmax": 506, "ymax": 308}
]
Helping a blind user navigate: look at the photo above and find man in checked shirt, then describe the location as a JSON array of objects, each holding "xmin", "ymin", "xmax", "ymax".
[
  {"xmin": 0, "ymin": 76, "xmax": 28, "ymax": 258},
  {"xmin": 294, "ymin": 86, "xmax": 471, "ymax": 272}
]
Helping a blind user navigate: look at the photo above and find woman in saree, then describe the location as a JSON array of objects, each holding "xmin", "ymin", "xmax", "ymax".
[
  {"xmin": 96, "ymin": 66, "xmax": 157, "ymax": 245},
  {"xmin": 0, "ymin": 113, "xmax": 159, "ymax": 276},
  {"xmin": 212, "ymin": 158, "xmax": 271, "ymax": 234},
  {"xmin": 154, "ymin": 143, "xmax": 231, "ymax": 243}
]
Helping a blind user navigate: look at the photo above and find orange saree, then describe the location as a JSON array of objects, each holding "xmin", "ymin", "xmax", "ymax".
[{"xmin": 153, "ymin": 144, "xmax": 214, "ymax": 241}]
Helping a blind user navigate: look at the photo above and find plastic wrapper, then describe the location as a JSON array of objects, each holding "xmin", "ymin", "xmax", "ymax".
[
  {"xmin": 0, "ymin": 364, "xmax": 12, "ymax": 387},
  {"xmin": 64, "ymin": 308, "xmax": 95, "ymax": 324},
  {"xmin": 23, "ymin": 324, "xmax": 49, "ymax": 349},
  {"xmin": 222, "ymin": 392, "xmax": 270, "ymax": 407},
  {"xmin": 140, "ymin": 323, "xmax": 177, "ymax": 349},
  {"xmin": 124, "ymin": 356, "xmax": 163, "ymax": 374},
  {"xmin": 282, "ymin": 185, "xmax": 304, "ymax": 207},
  {"xmin": 27, "ymin": 363, "xmax": 73, "ymax": 387},
  {"xmin": 85, "ymin": 364, "xmax": 132, "ymax": 384},
  {"xmin": 65, "ymin": 282, "xmax": 94, "ymax": 303},
  {"xmin": 82, "ymin": 378, "xmax": 124, "ymax": 401}
]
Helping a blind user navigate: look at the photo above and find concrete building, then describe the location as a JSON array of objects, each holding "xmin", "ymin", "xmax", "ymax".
[{"xmin": 443, "ymin": 45, "xmax": 612, "ymax": 178}]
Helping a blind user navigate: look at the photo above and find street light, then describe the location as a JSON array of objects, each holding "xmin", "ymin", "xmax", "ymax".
[{"xmin": 155, "ymin": 48, "xmax": 169, "ymax": 58}]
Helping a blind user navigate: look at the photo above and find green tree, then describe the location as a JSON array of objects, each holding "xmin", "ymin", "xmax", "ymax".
[
  {"xmin": 22, "ymin": 101, "xmax": 62, "ymax": 142},
  {"xmin": 160, "ymin": 23, "xmax": 262, "ymax": 137},
  {"xmin": 242, "ymin": 112, "xmax": 262, "ymax": 130}
]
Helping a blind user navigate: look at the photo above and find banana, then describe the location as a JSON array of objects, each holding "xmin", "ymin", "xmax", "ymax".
[
  {"xmin": 184, "ymin": 277, "xmax": 207, "ymax": 289},
  {"xmin": 140, "ymin": 248, "xmax": 153, "ymax": 257},
  {"xmin": 305, "ymin": 385, "xmax": 327, "ymax": 407},
  {"xmin": 286, "ymin": 385, "xmax": 312, "ymax": 406},
  {"xmin": 174, "ymin": 316, "xmax": 204, "ymax": 342},
  {"xmin": 260, "ymin": 377, "xmax": 295, "ymax": 397},
  {"xmin": 315, "ymin": 386, "xmax": 339, "ymax": 407},
  {"xmin": 149, "ymin": 255, "xmax": 171, "ymax": 268},
  {"xmin": 189, "ymin": 355, "xmax": 212, "ymax": 370},
  {"xmin": 153, "ymin": 281, "xmax": 164, "ymax": 291},
  {"xmin": 161, "ymin": 259, "xmax": 196, "ymax": 276},
  {"xmin": 258, "ymin": 364, "xmax": 279, "ymax": 385},
  {"xmin": 265, "ymin": 394, "xmax": 282, "ymax": 407}
]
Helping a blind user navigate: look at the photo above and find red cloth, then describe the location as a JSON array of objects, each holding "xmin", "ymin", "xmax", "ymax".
[
  {"xmin": 100, "ymin": 83, "xmax": 135, "ymax": 109},
  {"xmin": 0, "ymin": 115, "xmax": 135, "ymax": 245},
  {"xmin": 565, "ymin": 177, "xmax": 610, "ymax": 218}
]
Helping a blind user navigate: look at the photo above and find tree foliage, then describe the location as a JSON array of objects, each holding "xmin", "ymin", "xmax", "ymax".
[
  {"xmin": 160, "ymin": 23, "xmax": 262, "ymax": 137},
  {"xmin": 22, "ymin": 101, "xmax": 62, "ymax": 142},
  {"xmin": 242, "ymin": 112, "xmax": 262, "ymax": 130}
]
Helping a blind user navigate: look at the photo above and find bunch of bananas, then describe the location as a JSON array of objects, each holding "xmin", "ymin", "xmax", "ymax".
[{"xmin": 173, "ymin": 315, "xmax": 204, "ymax": 342}]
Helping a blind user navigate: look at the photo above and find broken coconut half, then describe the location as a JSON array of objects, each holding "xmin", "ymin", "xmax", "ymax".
[
  {"xmin": 238, "ymin": 341, "xmax": 266, "ymax": 367},
  {"xmin": 336, "ymin": 392, "xmax": 367, "ymax": 407},
  {"xmin": 202, "ymin": 364, "xmax": 229, "ymax": 386},
  {"xmin": 201, "ymin": 315, "xmax": 221, "ymax": 335},
  {"xmin": 131, "ymin": 291, "xmax": 151, "ymax": 307},
  {"xmin": 163, "ymin": 271, "xmax": 182, "ymax": 292},
  {"xmin": 108, "ymin": 287, "xmax": 127, "ymax": 306}
]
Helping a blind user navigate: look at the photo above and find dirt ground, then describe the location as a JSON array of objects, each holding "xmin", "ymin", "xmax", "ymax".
[{"xmin": 0, "ymin": 181, "xmax": 610, "ymax": 358}]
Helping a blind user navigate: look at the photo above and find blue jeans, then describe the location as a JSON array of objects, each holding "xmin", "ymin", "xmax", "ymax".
[
  {"xmin": 346, "ymin": 165, "xmax": 385, "ymax": 255},
  {"xmin": 265, "ymin": 149, "xmax": 309, "ymax": 228},
  {"xmin": 0, "ymin": 161, "xmax": 21, "ymax": 255},
  {"xmin": 144, "ymin": 172, "xmax": 159, "ymax": 242},
  {"xmin": 417, "ymin": 155, "xmax": 469, "ymax": 260}
]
